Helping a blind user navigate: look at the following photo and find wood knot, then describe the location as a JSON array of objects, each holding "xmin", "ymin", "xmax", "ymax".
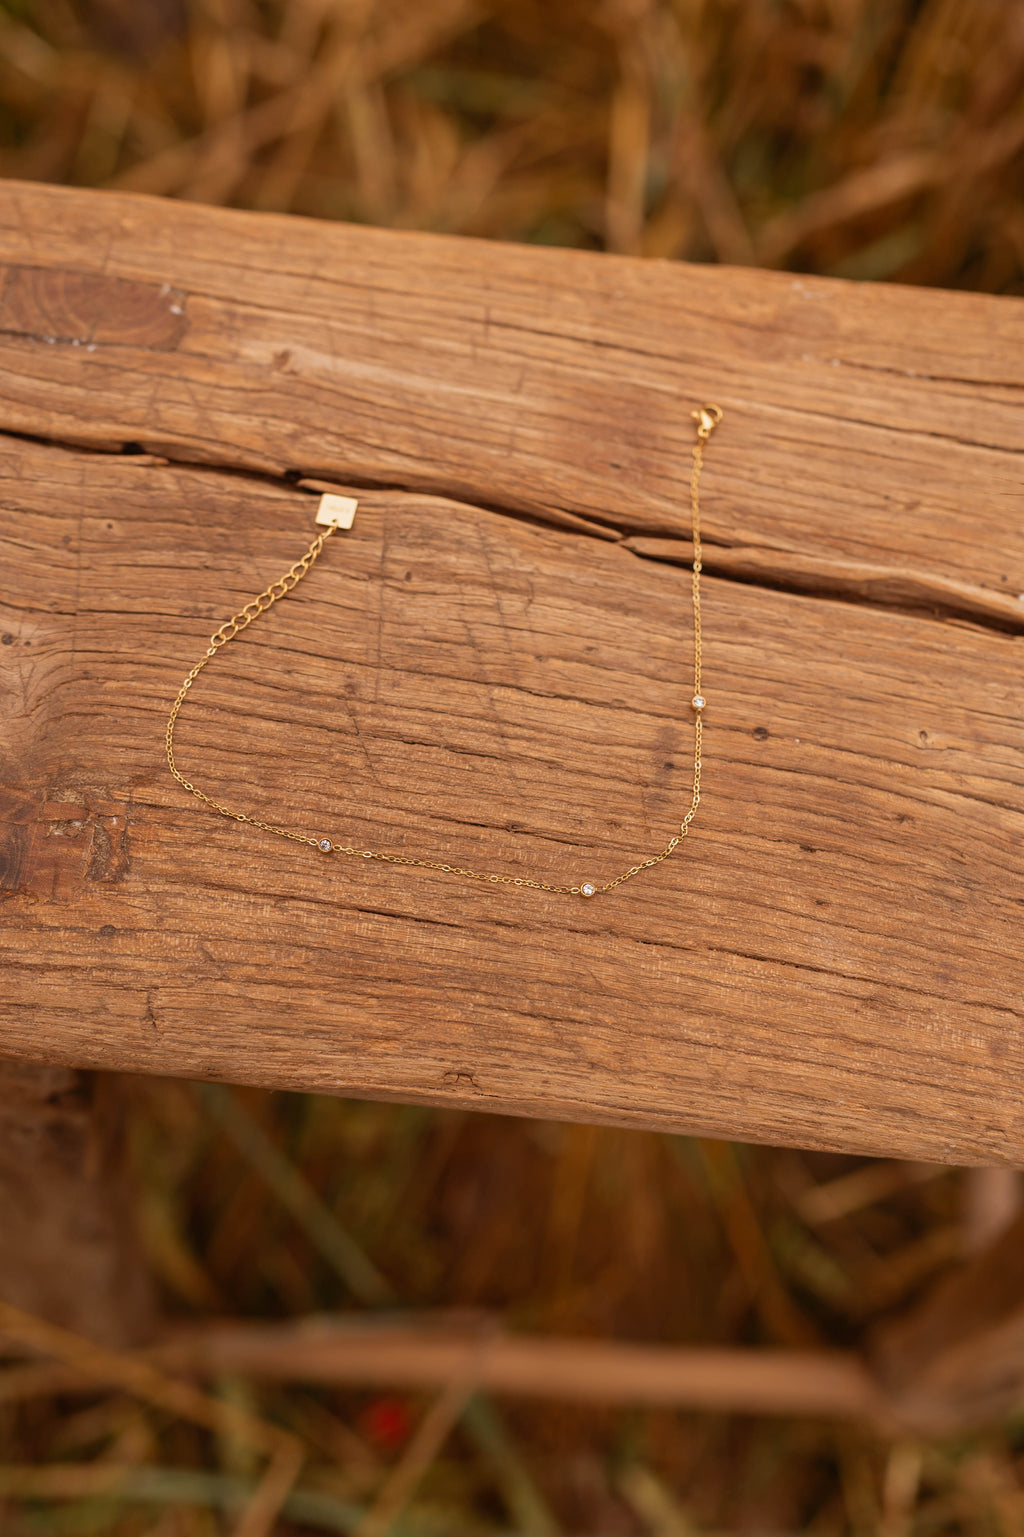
[{"xmin": 0, "ymin": 265, "xmax": 187, "ymax": 351}]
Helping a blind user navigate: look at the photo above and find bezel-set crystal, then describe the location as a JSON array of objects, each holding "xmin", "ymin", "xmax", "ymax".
[
  {"xmin": 692, "ymin": 694, "xmax": 706, "ymax": 710},
  {"xmin": 581, "ymin": 882, "xmax": 596, "ymax": 897},
  {"xmin": 318, "ymin": 838, "xmax": 333, "ymax": 852}
]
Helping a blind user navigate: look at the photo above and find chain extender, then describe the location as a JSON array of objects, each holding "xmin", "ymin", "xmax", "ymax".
[{"xmin": 165, "ymin": 404, "xmax": 723, "ymax": 898}]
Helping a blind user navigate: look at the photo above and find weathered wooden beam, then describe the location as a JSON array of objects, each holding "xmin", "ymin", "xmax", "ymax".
[{"xmin": 1, "ymin": 180, "xmax": 1022, "ymax": 1162}]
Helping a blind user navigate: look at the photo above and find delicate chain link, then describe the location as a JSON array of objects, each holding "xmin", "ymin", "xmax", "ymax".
[{"xmin": 165, "ymin": 406, "xmax": 722, "ymax": 898}]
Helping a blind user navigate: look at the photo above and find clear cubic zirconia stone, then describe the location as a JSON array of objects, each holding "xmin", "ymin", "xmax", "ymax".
[
  {"xmin": 319, "ymin": 839, "xmax": 333, "ymax": 852},
  {"xmin": 581, "ymin": 883, "xmax": 596, "ymax": 897},
  {"xmin": 692, "ymin": 695, "xmax": 706, "ymax": 710}
]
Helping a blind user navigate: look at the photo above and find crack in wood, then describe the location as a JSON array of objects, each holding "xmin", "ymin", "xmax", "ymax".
[
  {"xmin": 442, "ymin": 1069, "xmax": 480, "ymax": 1090},
  {"xmin": 626, "ymin": 538, "xmax": 1024, "ymax": 636},
  {"xmin": 3, "ymin": 426, "xmax": 1017, "ymax": 639}
]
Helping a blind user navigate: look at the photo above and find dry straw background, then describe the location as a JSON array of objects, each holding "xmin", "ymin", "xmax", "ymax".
[
  {"xmin": 2, "ymin": 0, "xmax": 1024, "ymax": 287},
  {"xmin": 2, "ymin": 1, "xmax": 1024, "ymax": 1534}
]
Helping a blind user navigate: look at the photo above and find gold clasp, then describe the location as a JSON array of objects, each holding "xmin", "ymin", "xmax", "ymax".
[{"xmin": 692, "ymin": 404, "xmax": 723, "ymax": 440}]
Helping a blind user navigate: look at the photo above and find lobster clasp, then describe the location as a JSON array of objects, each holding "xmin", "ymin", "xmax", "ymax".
[{"xmin": 692, "ymin": 404, "xmax": 723, "ymax": 440}]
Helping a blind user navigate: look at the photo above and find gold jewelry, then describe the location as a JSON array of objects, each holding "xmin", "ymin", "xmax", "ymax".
[{"xmin": 165, "ymin": 404, "xmax": 722, "ymax": 899}]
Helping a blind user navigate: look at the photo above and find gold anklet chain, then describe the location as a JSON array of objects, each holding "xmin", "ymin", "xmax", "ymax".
[{"xmin": 165, "ymin": 404, "xmax": 722, "ymax": 898}]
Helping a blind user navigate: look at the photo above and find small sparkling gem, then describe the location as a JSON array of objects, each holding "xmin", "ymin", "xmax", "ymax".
[
  {"xmin": 318, "ymin": 838, "xmax": 333, "ymax": 852},
  {"xmin": 692, "ymin": 695, "xmax": 706, "ymax": 710},
  {"xmin": 581, "ymin": 882, "xmax": 596, "ymax": 897}
]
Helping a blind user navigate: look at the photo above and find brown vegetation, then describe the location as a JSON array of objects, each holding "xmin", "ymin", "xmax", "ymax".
[
  {"xmin": 0, "ymin": 0, "xmax": 1022, "ymax": 289},
  {"xmin": 3, "ymin": 1080, "xmax": 1024, "ymax": 1533}
]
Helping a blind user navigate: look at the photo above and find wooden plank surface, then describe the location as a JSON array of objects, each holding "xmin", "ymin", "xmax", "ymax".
[{"xmin": 1, "ymin": 179, "xmax": 1022, "ymax": 1164}]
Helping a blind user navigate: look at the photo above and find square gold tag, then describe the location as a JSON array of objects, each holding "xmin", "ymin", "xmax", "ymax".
[{"xmin": 315, "ymin": 494, "xmax": 358, "ymax": 530}]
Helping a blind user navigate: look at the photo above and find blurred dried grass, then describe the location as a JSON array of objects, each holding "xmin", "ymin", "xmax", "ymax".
[
  {"xmin": 3, "ymin": 1079, "xmax": 1024, "ymax": 1535},
  {"xmin": 3, "ymin": 2, "xmax": 1024, "ymax": 1532},
  {"xmin": 0, "ymin": 0, "xmax": 1022, "ymax": 289}
]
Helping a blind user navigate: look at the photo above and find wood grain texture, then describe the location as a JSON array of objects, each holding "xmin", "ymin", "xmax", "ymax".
[{"xmin": 0, "ymin": 180, "xmax": 1022, "ymax": 1163}]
